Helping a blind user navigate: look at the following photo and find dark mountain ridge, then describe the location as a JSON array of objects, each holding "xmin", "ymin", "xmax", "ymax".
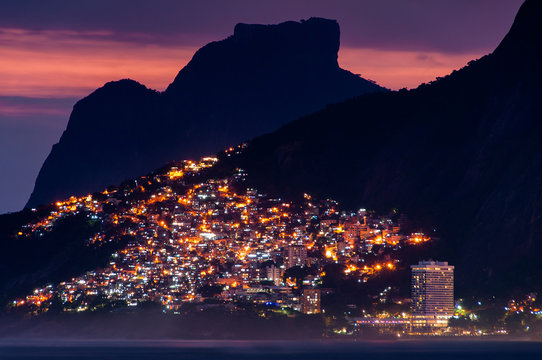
[
  {"xmin": 222, "ymin": 0, "xmax": 542, "ymax": 295},
  {"xmin": 26, "ymin": 18, "xmax": 384, "ymax": 209}
]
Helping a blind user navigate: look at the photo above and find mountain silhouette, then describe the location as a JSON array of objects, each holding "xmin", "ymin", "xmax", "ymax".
[
  {"xmin": 223, "ymin": 0, "xmax": 542, "ymax": 295},
  {"xmin": 25, "ymin": 18, "xmax": 384, "ymax": 209}
]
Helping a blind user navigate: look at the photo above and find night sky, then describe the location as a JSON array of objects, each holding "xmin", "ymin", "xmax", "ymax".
[{"xmin": 0, "ymin": 0, "xmax": 523, "ymax": 214}]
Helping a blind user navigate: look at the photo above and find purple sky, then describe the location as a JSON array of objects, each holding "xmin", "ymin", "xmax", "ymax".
[{"xmin": 0, "ymin": 0, "xmax": 524, "ymax": 214}]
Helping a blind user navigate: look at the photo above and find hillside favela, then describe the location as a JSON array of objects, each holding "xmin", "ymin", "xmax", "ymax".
[
  {"xmin": 2, "ymin": 145, "xmax": 539, "ymax": 339},
  {"xmin": 3, "ymin": 0, "xmax": 542, "ymax": 359}
]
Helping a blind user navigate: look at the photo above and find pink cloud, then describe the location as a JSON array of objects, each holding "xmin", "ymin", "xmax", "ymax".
[
  {"xmin": 0, "ymin": 28, "xmax": 197, "ymax": 98},
  {"xmin": 0, "ymin": 101, "xmax": 67, "ymax": 116},
  {"xmin": 0, "ymin": 27, "xmax": 489, "ymax": 100},
  {"xmin": 339, "ymin": 47, "xmax": 485, "ymax": 90}
]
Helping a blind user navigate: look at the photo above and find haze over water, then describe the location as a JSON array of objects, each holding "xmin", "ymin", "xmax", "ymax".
[{"xmin": 1, "ymin": 340, "xmax": 542, "ymax": 360}]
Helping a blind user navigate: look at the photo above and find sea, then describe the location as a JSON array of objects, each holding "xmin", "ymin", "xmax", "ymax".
[{"xmin": 1, "ymin": 339, "xmax": 542, "ymax": 360}]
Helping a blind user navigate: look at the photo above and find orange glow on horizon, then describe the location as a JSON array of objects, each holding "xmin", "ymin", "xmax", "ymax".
[
  {"xmin": 0, "ymin": 27, "xmax": 494, "ymax": 104},
  {"xmin": 339, "ymin": 46, "xmax": 487, "ymax": 90},
  {"xmin": 0, "ymin": 27, "xmax": 197, "ymax": 98}
]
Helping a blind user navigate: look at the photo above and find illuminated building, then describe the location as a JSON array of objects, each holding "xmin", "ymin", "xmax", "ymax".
[
  {"xmin": 411, "ymin": 260, "xmax": 454, "ymax": 329},
  {"xmin": 354, "ymin": 317, "xmax": 410, "ymax": 329},
  {"xmin": 265, "ymin": 265, "xmax": 282, "ymax": 286},
  {"xmin": 344, "ymin": 221, "xmax": 363, "ymax": 243},
  {"xmin": 301, "ymin": 288, "xmax": 321, "ymax": 314},
  {"xmin": 285, "ymin": 245, "xmax": 307, "ymax": 269}
]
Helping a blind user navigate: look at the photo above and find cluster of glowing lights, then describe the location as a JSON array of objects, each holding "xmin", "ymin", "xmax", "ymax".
[
  {"xmin": 344, "ymin": 262, "xmax": 395, "ymax": 275},
  {"xmin": 408, "ymin": 233, "xmax": 431, "ymax": 244},
  {"xmin": 13, "ymin": 143, "xmax": 431, "ymax": 313}
]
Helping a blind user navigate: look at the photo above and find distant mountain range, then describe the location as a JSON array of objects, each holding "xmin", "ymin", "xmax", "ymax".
[
  {"xmin": 221, "ymin": 0, "xmax": 542, "ymax": 295},
  {"xmin": 26, "ymin": 18, "xmax": 384, "ymax": 209}
]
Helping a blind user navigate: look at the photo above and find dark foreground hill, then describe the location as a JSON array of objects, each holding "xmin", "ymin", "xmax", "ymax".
[
  {"xmin": 26, "ymin": 18, "xmax": 384, "ymax": 209},
  {"xmin": 221, "ymin": 0, "xmax": 542, "ymax": 295}
]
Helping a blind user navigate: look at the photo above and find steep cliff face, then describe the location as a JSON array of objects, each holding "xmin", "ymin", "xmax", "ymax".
[
  {"xmin": 29, "ymin": 80, "xmax": 165, "ymax": 207},
  {"xmin": 226, "ymin": 0, "xmax": 542, "ymax": 294},
  {"xmin": 26, "ymin": 18, "xmax": 384, "ymax": 208}
]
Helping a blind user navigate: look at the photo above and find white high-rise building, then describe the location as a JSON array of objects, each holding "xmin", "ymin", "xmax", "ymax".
[{"xmin": 411, "ymin": 260, "xmax": 454, "ymax": 329}]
